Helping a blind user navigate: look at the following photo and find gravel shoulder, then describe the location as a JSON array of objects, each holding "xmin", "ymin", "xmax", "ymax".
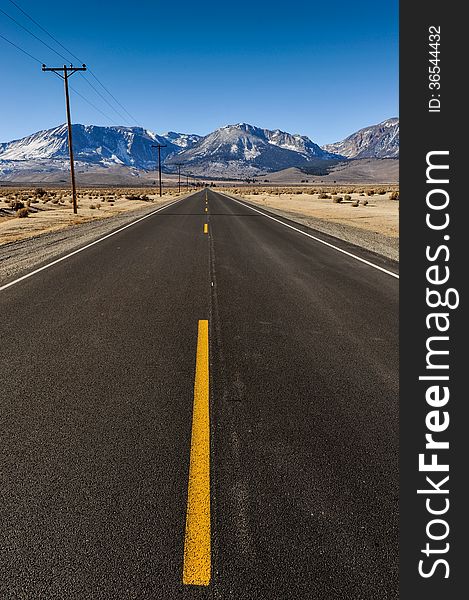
[
  {"xmin": 225, "ymin": 191, "xmax": 399, "ymax": 262},
  {"xmin": 0, "ymin": 197, "xmax": 184, "ymax": 286}
]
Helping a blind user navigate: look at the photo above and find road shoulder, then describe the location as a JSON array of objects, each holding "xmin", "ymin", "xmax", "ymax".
[
  {"xmin": 220, "ymin": 191, "xmax": 399, "ymax": 276},
  {"xmin": 0, "ymin": 197, "xmax": 186, "ymax": 286},
  {"xmin": 223, "ymin": 190, "xmax": 399, "ymax": 262}
]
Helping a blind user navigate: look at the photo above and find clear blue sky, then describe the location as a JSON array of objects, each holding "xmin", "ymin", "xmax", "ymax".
[{"xmin": 0, "ymin": 0, "xmax": 398, "ymax": 145}]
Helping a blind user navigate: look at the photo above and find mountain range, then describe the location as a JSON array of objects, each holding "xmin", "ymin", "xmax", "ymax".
[
  {"xmin": 165, "ymin": 123, "xmax": 340, "ymax": 177},
  {"xmin": 0, "ymin": 118, "xmax": 399, "ymax": 181},
  {"xmin": 0, "ymin": 124, "xmax": 181, "ymax": 169},
  {"xmin": 323, "ymin": 118, "xmax": 399, "ymax": 159}
]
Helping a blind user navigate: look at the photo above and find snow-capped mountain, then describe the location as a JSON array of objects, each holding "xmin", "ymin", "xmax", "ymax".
[
  {"xmin": 0, "ymin": 119, "xmax": 399, "ymax": 181},
  {"xmin": 322, "ymin": 118, "xmax": 399, "ymax": 159},
  {"xmin": 162, "ymin": 131, "xmax": 202, "ymax": 149},
  {"xmin": 165, "ymin": 123, "xmax": 342, "ymax": 176},
  {"xmin": 0, "ymin": 124, "xmax": 180, "ymax": 169}
]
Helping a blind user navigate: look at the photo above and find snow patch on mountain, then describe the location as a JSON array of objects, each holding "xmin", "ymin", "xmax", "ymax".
[
  {"xmin": 165, "ymin": 123, "xmax": 342, "ymax": 177},
  {"xmin": 0, "ymin": 124, "xmax": 180, "ymax": 169},
  {"xmin": 322, "ymin": 118, "xmax": 399, "ymax": 159},
  {"xmin": 1, "ymin": 119, "xmax": 398, "ymax": 181},
  {"xmin": 162, "ymin": 131, "xmax": 202, "ymax": 149}
]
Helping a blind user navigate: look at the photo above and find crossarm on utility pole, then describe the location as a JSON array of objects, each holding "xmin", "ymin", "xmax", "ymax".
[{"xmin": 42, "ymin": 64, "xmax": 87, "ymax": 214}]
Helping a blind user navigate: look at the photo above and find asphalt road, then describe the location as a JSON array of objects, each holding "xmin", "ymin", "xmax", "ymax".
[{"xmin": 0, "ymin": 189, "xmax": 398, "ymax": 599}]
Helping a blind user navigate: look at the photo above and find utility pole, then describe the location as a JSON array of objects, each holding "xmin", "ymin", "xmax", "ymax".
[
  {"xmin": 151, "ymin": 143, "xmax": 167, "ymax": 197},
  {"xmin": 42, "ymin": 64, "xmax": 87, "ymax": 214},
  {"xmin": 174, "ymin": 163, "xmax": 183, "ymax": 193},
  {"xmin": 186, "ymin": 173, "xmax": 190, "ymax": 192}
]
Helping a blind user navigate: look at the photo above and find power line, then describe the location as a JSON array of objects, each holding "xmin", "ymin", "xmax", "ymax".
[
  {"xmin": 47, "ymin": 67, "xmax": 117, "ymax": 125},
  {"xmin": 69, "ymin": 85, "xmax": 118, "ymax": 125},
  {"xmin": 78, "ymin": 74, "xmax": 133, "ymax": 125},
  {"xmin": 0, "ymin": 33, "xmax": 117, "ymax": 125},
  {"xmin": 7, "ymin": 0, "xmax": 83, "ymax": 64},
  {"xmin": 5, "ymin": 0, "xmax": 141, "ymax": 127},
  {"xmin": 87, "ymin": 70, "xmax": 141, "ymax": 126},
  {"xmin": 0, "ymin": 32, "xmax": 42, "ymax": 63},
  {"xmin": 0, "ymin": 6, "xmax": 70, "ymax": 62}
]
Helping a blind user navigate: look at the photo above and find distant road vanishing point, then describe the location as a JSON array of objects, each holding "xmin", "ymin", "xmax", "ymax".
[{"xmin": 0, "ymin": 189, "xmax": 398, "ymax": 599}]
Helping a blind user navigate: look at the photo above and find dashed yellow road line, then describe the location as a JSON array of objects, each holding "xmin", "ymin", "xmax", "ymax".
[
  {"xmin": 204, "ymin": 223, "xmax": 208, "ymax": 234},
  {"xmin": 183, "ymin": 320, "xmax": 211, "ymax": 586},
  {"xmin": 205, "ymin": 207, "xmax": 208, "ymax": 213}
]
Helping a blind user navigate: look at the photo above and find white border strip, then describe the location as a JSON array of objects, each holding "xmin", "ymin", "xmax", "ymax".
[
  {"xmin": 220, "ymin": 192, "xmax": 399, "ymax": 279},
  {"xmin": 0, "ymin": 196, "xmax": 184, "ymax": 293}
]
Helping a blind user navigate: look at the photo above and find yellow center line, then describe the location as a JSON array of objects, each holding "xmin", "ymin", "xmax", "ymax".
[
  {"xmin": 204, "ymin": 223, "xmax": 208, "ymax": 234},
  {"xmin": 205, "ymin": 207, "xmax": 208, "ymax": 213},
  {"xmin": 183, "ymin": 320, "xmax": 211, "ymax": 586}
]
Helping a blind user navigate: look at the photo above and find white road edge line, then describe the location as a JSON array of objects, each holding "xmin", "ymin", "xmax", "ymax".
[
  {"xmin": 220, "ymin": 192, "xmax": 399, "ymax": 279},
  {"xmin": 0, "ymin": 196, "xmax": 185, "ymax": 293}
]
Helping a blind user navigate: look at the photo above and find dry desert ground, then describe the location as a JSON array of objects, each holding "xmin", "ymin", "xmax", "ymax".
[
  {"xmin": 0, "ymin": 185, "xmax": 399, "ymax": 260},
  {"xmin": 222, "ymin": 185, "xmax": 399, "ymax": 260},
  {"xmin": 0, "ymin": 187, "xmax": 184, "ymax": 245}
]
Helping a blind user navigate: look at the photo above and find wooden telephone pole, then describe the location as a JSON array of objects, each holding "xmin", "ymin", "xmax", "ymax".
[
  {"xmin": 174, "ymin": 163, "xmax": 183, "ymax": 193},
  {"xmin": 42, "ymin": 64, "xmax": 87, "ymax": 214},
  {"xmin": 151, "ymin": 144, "xmax": 167, "ymax": 197}
]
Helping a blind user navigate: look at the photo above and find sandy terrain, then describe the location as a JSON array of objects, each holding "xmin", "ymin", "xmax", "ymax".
[
  {"xmin": 223, "ymin": 186, "xmax": 399, "ymax": 261},
  {"xmin": 0, "ymin": 187, "xmax": 185, "ymax": 246}
]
